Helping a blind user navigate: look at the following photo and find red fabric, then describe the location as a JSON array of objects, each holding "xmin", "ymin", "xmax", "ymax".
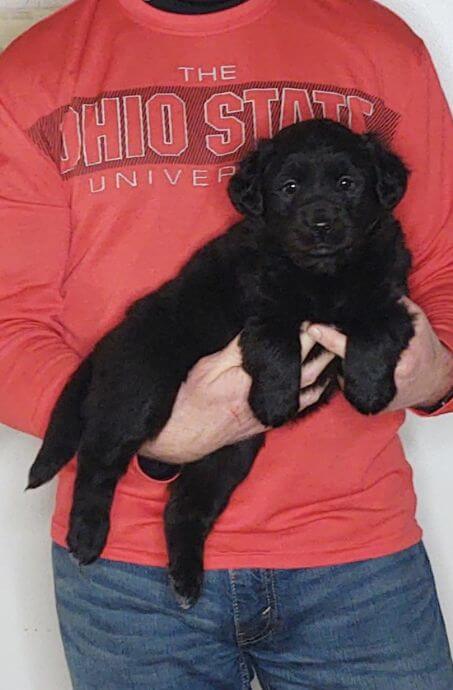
[{"xmin": 0, "ymin": 0, "xmax": 451, "ymax": 569}]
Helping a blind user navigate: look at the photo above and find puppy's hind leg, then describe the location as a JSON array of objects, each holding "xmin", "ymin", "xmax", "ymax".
[
  {"xmin": 67, "ymin": 435, "xmax": 142, "ymax": 565},
  {"xmin": 165, "ymin": 434, "xmax": 265, "ymax": 609},
  {"xmin": 27, "ymin": 359, "xmax": 92, "ymax": 490},
  {"xmin": 67, "ymin": 356, "xmax": 184, "ymax": 565}
]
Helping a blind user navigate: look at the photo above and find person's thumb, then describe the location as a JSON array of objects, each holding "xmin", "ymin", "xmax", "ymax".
[{"xmin": 220, "ymin": 333, "xmax": 243, "ymax": 367}]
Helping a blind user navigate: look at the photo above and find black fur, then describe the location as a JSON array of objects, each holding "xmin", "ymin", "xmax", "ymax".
[{"xmin": 28, "ymin": 119, "xmax": 414, "ymax": 607}]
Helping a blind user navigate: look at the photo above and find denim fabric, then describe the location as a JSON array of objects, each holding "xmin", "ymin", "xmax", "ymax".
[{"xmin": 52, "ymin": 541, "xmax": 453, "ymax": 689}]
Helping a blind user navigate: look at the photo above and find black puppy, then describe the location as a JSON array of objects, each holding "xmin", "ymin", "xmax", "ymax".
[{"xmin": 28, "ymin": 119, "xmax": 414, "ymax": 607}]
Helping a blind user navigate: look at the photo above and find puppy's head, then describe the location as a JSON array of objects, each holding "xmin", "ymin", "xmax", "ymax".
[{"xmin": 228, "ymin": 119, "xmax": 408, "ymax": 272}]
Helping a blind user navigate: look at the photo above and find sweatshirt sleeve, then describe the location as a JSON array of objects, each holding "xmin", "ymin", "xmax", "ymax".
[
  {"xmin": 0, "ymin": 97, "xmax": 81, "ymax": 438},
  {"xmin": 391, "ymin": 43, "xmax": 453, "ymax": 416}
]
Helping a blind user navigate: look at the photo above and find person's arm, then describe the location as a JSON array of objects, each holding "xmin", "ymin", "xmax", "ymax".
[
  {"xmin": 138, "ymin": 329, "xmax": 335, "ymax": 464},
  {"xmin": 397, "ymin": 43, "xmax": 453, "ymax": 413},
  {"xmin": 308, "ymin": 41, "xmax": 453, "ymax": 415},
  {"xmin": 0, "ymin": 96, "xmax": 81, "ymax": 438}
]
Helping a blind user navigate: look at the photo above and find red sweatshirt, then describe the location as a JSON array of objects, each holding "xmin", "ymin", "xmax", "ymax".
[{"xmin": 0, "ymin": 0, "xmax": 452, "ymax": 569}]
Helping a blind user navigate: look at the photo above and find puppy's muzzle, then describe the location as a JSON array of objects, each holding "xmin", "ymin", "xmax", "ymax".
[{"xmin": 299, "ymin": 203, "xmax": 338, "ymax": 243}]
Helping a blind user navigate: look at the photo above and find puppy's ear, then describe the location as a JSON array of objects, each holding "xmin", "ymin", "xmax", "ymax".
[
  {"xmin": 228, "ymin": 139, "xmax": 274, "ymax": 217},
  {"xmin": 362, "ymin": 133, "xmax": 409, "ymax": 209}
]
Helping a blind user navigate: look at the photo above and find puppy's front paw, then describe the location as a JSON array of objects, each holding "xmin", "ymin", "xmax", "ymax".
[
  {"xmin": 249, "ymin": 379, "xmax": 299, "ymax": 428},
  {"xmin": 67, "ymin": 514, "xmax": 109, "ymax": 565},
  {"xmin": 169, "ymin": 562, "xmax": 203, "ymax": 609},
  {"xmin": 344, "ymin": 305, "xmax": 414, "ymax": 415},
  {"xmin": 344, "ymin": 375, "xmax": 396, "ymax": 415},
  {"xmin": 343, "ymin": 342, "xmax": 396, "ymax": 414}
]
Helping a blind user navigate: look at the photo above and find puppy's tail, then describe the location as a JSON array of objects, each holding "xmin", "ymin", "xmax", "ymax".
[{"xmin": 27, "ymin": 358, "xmax": 92, "ymax": 490}]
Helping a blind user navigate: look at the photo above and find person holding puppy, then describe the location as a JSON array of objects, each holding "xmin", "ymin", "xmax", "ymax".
[{"xmin": 0, "ymin": 0, "xmax": 452, "ymax": 688}]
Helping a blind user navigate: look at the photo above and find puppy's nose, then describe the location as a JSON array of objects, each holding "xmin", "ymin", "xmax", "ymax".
[
  {"xmin": 310, "ymin": 217, "xmax": 332, "ymax": 239},
  {"xmin": 312, "ymin": 220, "xmax": 332, "ymax": 232}
]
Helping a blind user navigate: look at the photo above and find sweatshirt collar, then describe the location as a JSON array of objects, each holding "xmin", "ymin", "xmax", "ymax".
[{"xmin": 116, "ymin": 0, "xmax": 275, "ymax": 35}]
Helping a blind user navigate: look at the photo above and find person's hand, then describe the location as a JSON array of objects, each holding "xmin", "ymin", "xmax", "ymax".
[
  {"xmin": 138, "ymin": 328, "xmax": 335, "ymax": 464},
  {"xmin": 307, "ymin": 298, "xmax": 453, "ymax": 412}
]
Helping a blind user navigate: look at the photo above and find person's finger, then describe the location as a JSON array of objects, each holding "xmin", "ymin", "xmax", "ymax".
[
  {"xmin": 394, "ymin": 349, "xmax": 417, "ymax": 380},
  {"xmin": 399, "ymin": 297, "xmax": 423, "ymax": 335},
  {"xmin": 300, "ymin": 350, "xmax": 336, "ymax": 388},
  {"xmin": 300, "ymin": 330, "xmax": 317, "ymax": 361},
  {"xmin": 399, "ymin": 296, "xmax": 422, "ymax": 317},
  {"xmin": 199, "ymin": 334, "xmax": 244, "ymax": 385},
  {"xmin": 307, "ymin": 324, "xmax": 347, "ymax": 358},
  {"xmin": 299, "ymin": 381, "xmax": 328, "ymax": 411},
  {"xmin": 208, "ymin": 333, "xmax": 243, "ymax": 371},
  {"xmin": 222, "ymin": 333, "xmax": 244, "ymax": 362}
]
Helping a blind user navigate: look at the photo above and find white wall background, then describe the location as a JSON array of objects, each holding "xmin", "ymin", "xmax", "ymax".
[{"xmin": 0, "ymin": 1, "xmax": 451, "ymax": 688}]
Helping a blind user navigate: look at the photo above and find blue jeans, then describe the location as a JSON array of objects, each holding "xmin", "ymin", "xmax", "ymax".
[{"xmin": 52, "ymin": 541, "xmax": 453, "ymax": 689}]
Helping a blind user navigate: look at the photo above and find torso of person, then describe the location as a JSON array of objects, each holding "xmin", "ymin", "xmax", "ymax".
[{"xmin": 1, "ymin": 0, "xmax": 426, "ymax": 568}]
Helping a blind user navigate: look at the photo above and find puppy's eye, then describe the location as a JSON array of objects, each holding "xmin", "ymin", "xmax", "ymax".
[
  {"xmin": 337, "ymin": 176, "xmax": 356, "ymax": 191},
  {"xmin": 281, "ymin": 180, "xmax": 299, "ymax": 196}
]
